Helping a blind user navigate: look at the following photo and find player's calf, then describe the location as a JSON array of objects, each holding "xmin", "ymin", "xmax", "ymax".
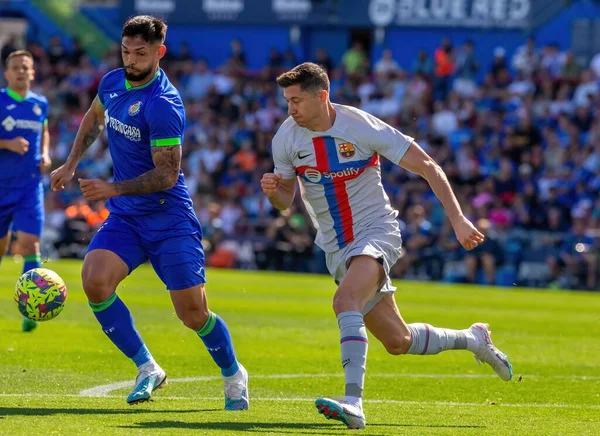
[{"xmin": 380, "ymin": 332, "xmax": 412, "ymax": 355}]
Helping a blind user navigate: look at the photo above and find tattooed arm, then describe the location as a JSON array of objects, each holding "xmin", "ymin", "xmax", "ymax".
[
  {"xmin": 78, "ymin": 144, "xmax": 182, "ymax": 201},
  {"xmin": 113, "ymin": 145, "xmax": 181, "ymax": 196},
  {"xmin": 51, "ymin": 96, "xmax": 104, "ymax": 191},
  {"xmin": 77, "ymin": 144, "xmax": 181, "ymax": 201},
  {"xmin": 66, "ymin": 96, "xmax": 104, "ymax": 166}
]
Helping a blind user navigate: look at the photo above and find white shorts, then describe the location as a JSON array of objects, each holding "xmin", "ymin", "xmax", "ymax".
[{"xmin": 325, "ymin": 222, "xmax": 403, "ymax": 315}]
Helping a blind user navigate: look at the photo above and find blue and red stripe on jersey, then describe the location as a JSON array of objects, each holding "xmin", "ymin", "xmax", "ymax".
[{"xmin": 295, "ymin": 136, "xmax": 379, "ymax": 249}]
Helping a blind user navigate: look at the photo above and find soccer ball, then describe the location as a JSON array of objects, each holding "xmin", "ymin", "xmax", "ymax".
[{"xmin": 14, "ymin": 268, "xmax": 68, "ymax": 321}]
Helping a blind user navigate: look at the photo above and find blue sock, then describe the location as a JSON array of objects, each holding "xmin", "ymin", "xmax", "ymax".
[
  {"xmin": 23, "ymin": 253, "xmax": 41, "ymax": 273},
  {"xmin": 197, "ymin": 312, "xmax": 239, "ymax": 376},
  {"xmin": 89, "ymin": 293, "xmax": 152, "ymax": 368}
]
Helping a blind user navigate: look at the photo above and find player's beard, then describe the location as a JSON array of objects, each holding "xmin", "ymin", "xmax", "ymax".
[{"xmin": 124, "ymin": 66, "xmax": 154, "ymax": 82}]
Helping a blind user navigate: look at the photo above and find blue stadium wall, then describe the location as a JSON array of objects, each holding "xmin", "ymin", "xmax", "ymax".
[{"xmin": 160, "ymin": 1, "xmax": 600, "ymax": 74}]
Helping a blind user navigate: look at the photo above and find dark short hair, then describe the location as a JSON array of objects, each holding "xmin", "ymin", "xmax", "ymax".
[
  {"xmin": 276, "ymin": 62, "xmax": 329, "ymax": 94},
  {"xmin": 122, "ymin": 15, "xmax": 167, "ymax": 44},
  {"xmin": 6, "ymin": 50, "xmax": 34, "ymax": 65}
]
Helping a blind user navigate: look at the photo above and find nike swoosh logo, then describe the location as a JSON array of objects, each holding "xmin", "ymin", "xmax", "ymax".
[{"xmin": 298, "ymin": 153, "xmax": 312, "ymax": 160}]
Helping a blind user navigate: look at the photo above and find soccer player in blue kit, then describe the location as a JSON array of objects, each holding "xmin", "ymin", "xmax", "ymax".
[
  {"xmin": 50, "ymin": 16, "xmax": 249, "ymax": 408},
  {"xmin": 0, "ymin": 50, "xmax": 51, "ymax": 333}
]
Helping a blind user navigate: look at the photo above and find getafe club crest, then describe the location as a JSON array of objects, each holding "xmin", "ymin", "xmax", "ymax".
[
  {"xmin": 339, "ymin": 142, "xmax": 356, "ymax": 158},
  {"xmin": 33, "ymin": 104, "xmax": 42, "ymax": 116},
  {"xmin": 128, "ymin": 101, "xmax": 142, "ymax": 116}
]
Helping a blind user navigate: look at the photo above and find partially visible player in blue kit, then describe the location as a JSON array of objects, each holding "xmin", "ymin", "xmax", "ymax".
[
  {"xmin": 0, "ymin": 50, "xmax": 51, "ymax": 333},
  {"xmin": 50, "ymin": 15, "xmax": 248, "ymax": 408}
]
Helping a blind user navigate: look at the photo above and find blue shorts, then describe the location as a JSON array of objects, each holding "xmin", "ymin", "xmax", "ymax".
[
  {"xmin": 0, "ymin": 176, "xmax": 44, "ymax": 238},
  {"xmin": 87, "ymin": 208, "xmax": 206, "ymax": 290}
]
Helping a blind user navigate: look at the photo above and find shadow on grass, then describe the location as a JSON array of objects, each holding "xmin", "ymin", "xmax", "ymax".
[
  {"xmin": 0, "ymin": 407, "xmax": 218, "ymax": 417},
  {"xmin": 120, "ymin": 420, "xmax": 485, "ymax": 434}
]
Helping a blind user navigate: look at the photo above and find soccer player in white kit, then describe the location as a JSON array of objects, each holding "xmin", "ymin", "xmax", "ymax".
[{"xmin": 261, "ymin": 63, "xmax": 513, "ymax": 430}]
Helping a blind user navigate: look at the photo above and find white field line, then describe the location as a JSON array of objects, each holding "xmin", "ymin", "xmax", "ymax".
[
  {"xmin": 78, "ymin": 372, "xmax": 600, "ymax": 397},
  {"xmin": 1, "ymin": 372, "xmax": 597, "ymax": 410}
]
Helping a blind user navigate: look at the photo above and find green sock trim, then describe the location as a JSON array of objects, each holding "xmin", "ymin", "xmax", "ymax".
[
  {"xmin": 23, "ymin": 254, "xmax": 41, "ymax": 262},
  {"xmin": 89, "ymin": 293, "xmax": 118, "ymax": 313},
  {"xmin": 197, "ymin": 312, "xmax": 217, "ymax": 337}
]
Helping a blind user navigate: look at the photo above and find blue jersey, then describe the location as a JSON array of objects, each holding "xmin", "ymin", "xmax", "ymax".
[
  {"xmin": 0, "ymin": 88, "xmax": 48, "ymax": 184},
  {"xmin": 98, "ymin": 68, "xmax": 191, "ymax": 214}
]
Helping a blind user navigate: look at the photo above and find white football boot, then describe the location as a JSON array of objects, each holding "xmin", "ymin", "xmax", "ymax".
[
  {"xmin": 315, "ymin": 397, "xmax": 366, "ymax": 429},
  {"xmin": 469, "ymin": 323, "xmax": 513, "ymax": 381},
  {"xmin": 127, "ymin": 362, "xmax": 167, "ymax": 404},
  {"xmin": 224, "ymin": 364, "xmax": 249, "ymax": 410}
]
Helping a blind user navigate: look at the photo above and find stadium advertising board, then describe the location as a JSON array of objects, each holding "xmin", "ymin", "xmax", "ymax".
[{"xmin": 121, "ymin": 0, "xmax": 533, "ymax": 29}]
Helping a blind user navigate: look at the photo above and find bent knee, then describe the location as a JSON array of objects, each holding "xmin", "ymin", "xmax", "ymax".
[
  {"xmin": 17, "ymin": 241, "xmax": 39, "ymax": 256},
  {"xmin": 82, "ymin": 268, "xmax": 116, "ymax": 302},
  {"xmin": 178, "ymin": 307, "xmax": 210, "ymax": 331},
  {"xmin": 383, "ymin": 334, "xmax": 412, "ymax": 356}
]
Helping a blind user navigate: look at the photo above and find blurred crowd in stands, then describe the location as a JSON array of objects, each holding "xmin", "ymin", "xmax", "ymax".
[{"xmin": 1, "ymin": 33, "xmax": 599, "ymax": 291}]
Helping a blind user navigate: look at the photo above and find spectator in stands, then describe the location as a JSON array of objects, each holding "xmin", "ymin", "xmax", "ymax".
[
  {"xmin": 464, "ymin": 218, "xmax": 504, "ymax": 285},
  {"xmin": 392, "ymin": 205, "xmax": 436, "ymax": 278},
  {"xmin": 314, "ymin": 48, "xmax": 334, "ymax": 75},
  {"xmin": 589, "ymin": 50, "xmax": 600, "ymax": 78},
  {"xmin": 69, "ymin": 38, "xmax": 85, "ymax": 66},
  {"xmin": 342, "ymin": 41, "xmax": 368, "ymax": 81},
  {"xmin": 540, "ymin": 43, "xmax": 564, "ymax": 78},
  {"xmin": 547, "ymin": 217, "xmax": 597, "ymax": 290},
  {"xmin": 47, "ymin": 35, "xmax": 67, "ymax": 66},
  {"xmin": 184, "ymin": 59, "xmax": 214, "ymax": 101},
  {"xmin": 490, "ymin": 47, "xmax": 508, "ymax": 80},
  {"xmin": 433, "ymin": 37, "xmax": 454, "ymax": 101},
  {"xmin": 453, "ymin": 40, "xmax": 478, "ymax": 98},
  {"xmin": 412, "ymin": 49, "xmax": 433, "ymax": 78},
  {"xmin": 511, "ymin": 36, "xmax": 539, "ymax": 78},
  {"xmin": 573, "ymin": 69, "xmax": 599, "ymax": 107},
  {"xmin": 374, "ymin": 49, "xmax": 401, "ymax": 76},
  {"xmin": 1, "ymin": 35, "xmax": 19, "ymax": 66},
  {"xmin": 560, "ymin": 51, "xmax": 583, "ymax": 81}
]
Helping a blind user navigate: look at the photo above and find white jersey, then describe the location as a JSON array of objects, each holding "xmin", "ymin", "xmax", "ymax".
[{"xmin": 272, "ymin": 103, "xmax": 414, "ymax": 253}]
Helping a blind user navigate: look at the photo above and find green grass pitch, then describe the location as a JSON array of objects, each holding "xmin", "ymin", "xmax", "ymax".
[{"xmin": 1, "ymin": 258, "xmax": 599, "ymax": 435}]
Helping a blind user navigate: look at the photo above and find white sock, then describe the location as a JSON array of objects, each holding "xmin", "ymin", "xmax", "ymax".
[
  {"xmin": 406, "ymin": 323, "xmax": 478, "ymax": 354},
  {"xmin": 338, "ymin": 311, "xmax": 368, "ymax": 399},
  {"xmin": 345, "ymin": 395, "xmax": 363, "ymax": 408},
  {"xmin": 138, "ymin": 360, "xmax": 159, "ymax": 374}
]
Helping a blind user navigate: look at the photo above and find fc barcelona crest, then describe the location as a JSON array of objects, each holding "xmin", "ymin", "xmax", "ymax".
[{"xmin": 339, "ymin": 142, "xmax": 356, "ymax": 158}]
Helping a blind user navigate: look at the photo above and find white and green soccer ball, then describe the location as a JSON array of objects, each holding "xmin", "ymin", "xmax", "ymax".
[{"xmin": 14, "ymin": 268, "xmax": 68, "ymax": 321}]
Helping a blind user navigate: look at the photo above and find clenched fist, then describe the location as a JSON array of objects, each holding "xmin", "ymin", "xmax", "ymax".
[
  {"xmin": 39, "ymin": 153, "xmax": 52, "ymax": 173},
  {"xmin": 261, "ymin": 173, "xmax": 283, "ymax": 197},
  {"xmin": 50, "ymin": 163, "xmax": 76, "ymax": 191},
  {"xmin": 453, "ymin": 216, "xmax": 485, "ymax": 251},
  {"xmin": 6, "ymin": 137, "xmax": 29, "ymax": 155},
  {"xmin": 78, "ymin": 178, "xmax": 117, "ymax": 201}
]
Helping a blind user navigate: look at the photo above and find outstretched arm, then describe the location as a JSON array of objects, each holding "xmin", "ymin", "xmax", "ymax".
[
  {"xmin": 66, "ymin": 96, "xmax": 104, "ymax": 167},
  {"xmin": 398, "ymin": 141, "xmax": 484, "ymax": 250},
  {"xmin": 51, "ymin": 96, "xmax": 104, "ymax": 191}
]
